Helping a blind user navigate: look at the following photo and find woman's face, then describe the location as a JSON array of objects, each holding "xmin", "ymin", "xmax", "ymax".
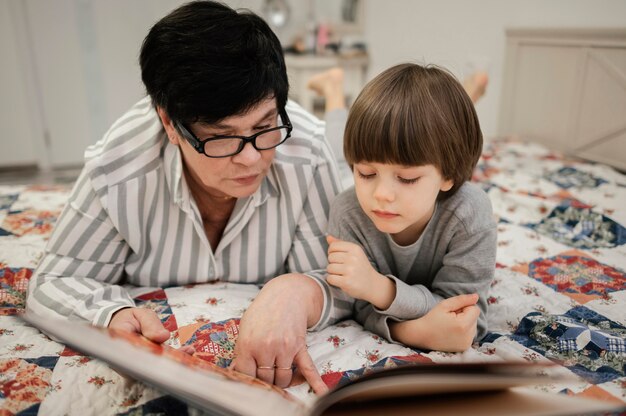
[{"xmin": 160, "ymin": 97, "xmax": 279, "ymax": 200}]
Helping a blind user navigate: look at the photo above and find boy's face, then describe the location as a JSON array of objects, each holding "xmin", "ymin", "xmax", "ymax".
[{"xmin": 353, "ymin": 162, "xmax": 453, "ymax": 246}]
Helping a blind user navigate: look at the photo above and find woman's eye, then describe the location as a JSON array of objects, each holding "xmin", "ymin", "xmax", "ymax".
[
  {"xmin": 255, "ymin": 124, "xmax": 271, "ymax": 130},
  {"xmin": 398, "ymin": 177, "xmax": 419, "ymax": 184}
]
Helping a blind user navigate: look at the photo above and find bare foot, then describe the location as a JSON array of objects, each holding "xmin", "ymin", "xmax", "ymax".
[
  {"xmin": 307, "ymin": 67, "xmax": 346, "ymax": 112},
  {"xmin": 307, "ymin": 67, "xmax": 344, "ymax": 95},
  {"xmin": 463, "ymin": 71, "xmax": 489, "ymax": 103}
]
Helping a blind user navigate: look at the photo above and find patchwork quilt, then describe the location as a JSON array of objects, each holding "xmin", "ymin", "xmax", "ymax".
[{"xmin": 1, "ymin": 139, "xmax": 625, "ymax": 415}]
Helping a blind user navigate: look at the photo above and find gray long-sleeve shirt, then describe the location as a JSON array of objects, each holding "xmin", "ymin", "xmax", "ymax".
[{"xmin": 315, "ymin": 181, "xmax": 497, "ymax": 343}]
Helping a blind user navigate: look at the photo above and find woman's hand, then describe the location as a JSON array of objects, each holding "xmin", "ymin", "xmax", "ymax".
[
  {"xmin": 109, "ymin": 307, "xmax": 195, "ymax": 354},
  {"xmin": 326, "ymin": 235, "xmax": 395, "ymax": 309},
  {"xmin": 231, "ymin": 274, "xmax": 328, "ymax": 394},
  {"xmin": 109, "ymin": 307, "xmax": 171, "ymax": 343}
]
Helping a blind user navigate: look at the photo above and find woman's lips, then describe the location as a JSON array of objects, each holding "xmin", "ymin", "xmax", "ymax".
[{"xmin": 233, "ymin": 174, "xmax": 259, "ymax": 185}]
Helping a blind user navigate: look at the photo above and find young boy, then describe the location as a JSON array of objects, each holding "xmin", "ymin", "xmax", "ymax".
[{"xmin": 325, "ymin": 63, "xmax": 497, "ymax": 352}]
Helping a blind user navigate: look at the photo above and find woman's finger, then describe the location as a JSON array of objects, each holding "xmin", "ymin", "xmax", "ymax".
[
  {"xmin": 255, "ymin": 365, "xmax": 276, "ymax": 384},
  {"xmin": 273, "ymin": 358, "xmax": 295, "ymax": 388},
  {"xmin": 231, "ymin": 354, "xmax": 258, "ymax": 379},
  {"xmin": 293, "ymin": 348, "xmax": 328, "ymax": 394}
]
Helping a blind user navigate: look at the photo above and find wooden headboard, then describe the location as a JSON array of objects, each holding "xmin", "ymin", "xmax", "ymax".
[{"xmin": 498, "ymin": 28, "xmax": 626, "ymax": 171}]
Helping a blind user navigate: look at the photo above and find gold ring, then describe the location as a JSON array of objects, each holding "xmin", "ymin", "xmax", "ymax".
[{"xmin": 257, "ymin": 365, "xmax": 293, "ymax": 370}]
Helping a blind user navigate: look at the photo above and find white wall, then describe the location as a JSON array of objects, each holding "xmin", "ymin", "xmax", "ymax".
[
  {"xmin": 362, "ymin": 0, "xmax": 626, "ymax": 138},
  {"xmin": 0, "ymin": 0, "xmax": 38, "ymax": 167},
  {"xmin": 0, "ymin": 0, "xmax": 184, "ymax": 168},
  {"xmin": 2, "ymin": 0, "xmax": 625, "ymax": 168}
]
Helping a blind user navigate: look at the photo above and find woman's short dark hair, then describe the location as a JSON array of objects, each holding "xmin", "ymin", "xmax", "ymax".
[
  {"xmin": 344, "ymin": 63, "xmax": 483, "ymax": 199},
  {"xmin": 139, "ymin": 0, "xmax": 288, "ymax": 124}
]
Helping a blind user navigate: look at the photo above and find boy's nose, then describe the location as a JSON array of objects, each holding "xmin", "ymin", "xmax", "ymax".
[{"xmin": 373, "ymin": 183, "xmax": 395, "ymax": 202}]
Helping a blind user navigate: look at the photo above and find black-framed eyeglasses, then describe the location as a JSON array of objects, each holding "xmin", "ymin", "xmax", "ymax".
[{"xmin": 174, "ymin": 109, "xmax": 293, "ymax": 158}]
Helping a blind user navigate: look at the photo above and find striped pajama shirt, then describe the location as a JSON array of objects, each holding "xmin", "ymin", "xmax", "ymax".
[{"xmin": 26, "ymin": 97, "xmax": 349, "ymax": 329}]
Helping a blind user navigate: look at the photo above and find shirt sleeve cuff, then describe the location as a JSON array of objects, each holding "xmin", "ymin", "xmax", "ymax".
[
  {"xmin": 302, "ymin": 271, "xmax": 330, "ymax": 332},
  {"xmin": 361, "ymin": 311, "xmax": 401, "ymax": 344},
  {"xmin": 93, "ymin": 302, "xmax": 135, "ymax": 328},
  {"xmin": 373, "ymin": 275, "xmax": 441, "ymax": 320}
]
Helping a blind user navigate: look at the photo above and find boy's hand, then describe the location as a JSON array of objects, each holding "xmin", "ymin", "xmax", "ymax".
[
  {"xmin": 326, "ymin": 235, "xmax": 395, "ymax": 309},
  {"xmin": 390, "ymin": 294, "xmax": 480, "ymax": 352}
]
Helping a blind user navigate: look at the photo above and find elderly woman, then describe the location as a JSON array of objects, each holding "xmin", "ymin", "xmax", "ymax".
[{"xmin": 26, "ymin": 1, "xmax": 338, "ymax": 393}]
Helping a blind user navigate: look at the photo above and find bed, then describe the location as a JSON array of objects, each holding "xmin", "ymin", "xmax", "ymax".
[
  {"xmin": 3, "ymin": 25, "xmax": 626, "ymax": 414},
  {"xmin": 1, "ymin": 137, "xmax": 625, "ymax": 414}
]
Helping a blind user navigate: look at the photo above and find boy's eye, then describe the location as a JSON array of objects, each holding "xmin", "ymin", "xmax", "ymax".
[
  {"xmin": 357, "ymin": 170, "xmax": 375, "ymax": 179},
  {"xmin": 398, "ymin": 176, "xmax": 419, "ymax": 184},
  {"xmin": 255, "ymin": 124, "xmax": 271, "ymax": 130}
]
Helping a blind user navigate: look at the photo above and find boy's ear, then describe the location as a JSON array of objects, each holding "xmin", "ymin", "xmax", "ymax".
[
  {"xmin": 441, "ymin": 179, "xmax": 454, "ymax": 192},
  {"xmin": 156, "ymin": 106, "xmax": 180, "ymax": 145}
]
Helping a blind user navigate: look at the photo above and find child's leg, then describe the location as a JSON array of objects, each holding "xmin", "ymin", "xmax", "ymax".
[
  {"xmin": 308, "ymin": 67, "xmax": 488, "ymax": 108},
  {"xmin": 306, "ymin": 67, "xmax": 346, "ymax": 112},
  {"xmin": 462, "ymin": 71, "xmax": 489, "ymax": 103},
  {"xmin": 307, "ymin": 68, "xmax": 352, "ymax": 185}
]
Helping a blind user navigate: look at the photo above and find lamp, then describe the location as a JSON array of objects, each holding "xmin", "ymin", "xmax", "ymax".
[{"xmin": 263, "ymin": 0, "xmax": 290, "ymax": 28}]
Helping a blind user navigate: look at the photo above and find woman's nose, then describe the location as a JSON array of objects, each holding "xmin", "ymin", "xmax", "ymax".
[{"xmin": 232, "ymin": 141, "xmax": 262, "ymax": 165}]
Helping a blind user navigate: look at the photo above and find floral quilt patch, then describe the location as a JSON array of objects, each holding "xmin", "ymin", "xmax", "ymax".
[
  {"xmin": 0, "ymin": 210, "xmax": 61, "ymax": 238},
  {"xmin": 512, "ymin": 307, "xmax": 625, "ymax": 384},
  {"xmin": 527, "ymin": 252, "xmax": 625, "ymax": 302},
  {"xmin": 543, "ymin": 167, "xmax": 606, "ymax": 189},
  {"xmin": 0, "ymin": 356, "xmax": 59, "ymax": 415},
  {"xmin": 135, "ymin": 289, "xmax": 178, "ymax": 332},
  {"xmin": 322, "ymin": 354, "xmax": 432, "ymax": 390},
  {"xmin": 0, "ymin": 266, "xmax": 33, "ymax": 315},
  {"xmin": 184, "ymin": 319, "xmax": 240, "ymax": 368},
  {"xmin": 531, "ymin": 204, "xmax": 626, "ymax": 249}
]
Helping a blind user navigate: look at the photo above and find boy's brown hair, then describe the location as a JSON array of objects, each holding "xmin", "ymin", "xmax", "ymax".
[{"xmin": 344, "ymin": 63, "xmax": 483, "ymax": 199}]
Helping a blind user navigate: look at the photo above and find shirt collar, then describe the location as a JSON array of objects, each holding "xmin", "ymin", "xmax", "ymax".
[
  {"xmin": 163, "ymin": 138, "xmax": 186, "ymax": 206},
  {"xmin": 255, "ymin": 167, "xmax": 279, "ymax": 207}
]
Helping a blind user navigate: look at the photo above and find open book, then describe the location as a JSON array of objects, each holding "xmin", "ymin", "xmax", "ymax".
[{"xmin": 21, "ymin": 311, "xmax": 621, "ymax": 416}]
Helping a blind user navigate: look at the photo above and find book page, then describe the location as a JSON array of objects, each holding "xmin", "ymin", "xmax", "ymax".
[
  {"xmin": 310, "ymin": 362, "xmax": 621, "ymax": 415},
  {"xmin": 21, "ymin": 312, "xmax": 623, "ymax": 416},
  {"xmin": 319, "ymin": 388, "xmax": 622, "ymax": 416},
  {"xmin": 21, "ymin": 311, "xmax": 304, "ymax": 416}
]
